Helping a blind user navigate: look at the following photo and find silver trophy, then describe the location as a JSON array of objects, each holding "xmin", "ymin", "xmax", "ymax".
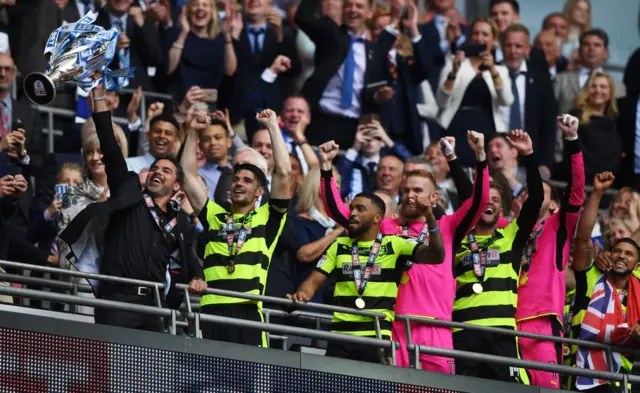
[{"xmin": 24, "ymin": 11, "xmax": 132, "ymax": 106}]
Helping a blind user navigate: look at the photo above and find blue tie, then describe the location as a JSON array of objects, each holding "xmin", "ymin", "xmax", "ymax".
[
  {"xmin": 341, "ymin": 36, "xmax": 363, "ymax": 109},
  {"xmin": 509, "ymin": 72, "xmax": 523, "ymax": 130}
]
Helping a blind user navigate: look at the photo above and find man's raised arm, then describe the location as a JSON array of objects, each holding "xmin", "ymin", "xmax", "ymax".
[
  {"xmin": 180, "ymin": 111, "xmax": 210, "ymax": 215},
  {"xmin": 256, "ymin": 109, "xmax": 292, "ymax": 203}
]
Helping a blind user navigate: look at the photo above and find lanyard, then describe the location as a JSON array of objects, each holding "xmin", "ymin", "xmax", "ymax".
[
  {"xmin": 225, "ymin": 213, "xmax": 250, "ymax": 273},
  {"xmin": 467, "ymin": 233, "xmax": 494, "ymax": 281},
  {"xmin": 521, "ymin": 221, "xmax": 545, "ymax": 274},
  {"xmin": 402, "ymin": 222, "xmax": 430, "ymax": 245},
  {"xmin": 352, "ymin": 232, "xmax": 383, "ymax": 297},
  {"xmin": 143, "ymin": 193, "xmax": 177, "ymax": 240}
]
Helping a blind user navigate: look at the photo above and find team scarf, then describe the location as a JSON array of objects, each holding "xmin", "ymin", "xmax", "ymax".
[{"xmin": 576, "ymin": 272, "xmax": 640, "ymax": 390}]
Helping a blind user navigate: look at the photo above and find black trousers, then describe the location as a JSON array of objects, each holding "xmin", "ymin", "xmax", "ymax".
[
  {"xmin": 325, "ymin": 339, "xmax": 387, "ymax": 364},
  {"xmin": 453, "ymin": 329, "xmax": 527, "ymax": 384},
  {"xmin": 200, "ymin": 303, "xmax": 266, "ymax": 347},
  {"xmin": 95, "ymin": 287, "xmax": 163, "ymax": 333},
  {"xmin": 306, "ymin": 111, "xmax": 359, "ymax": 149}
]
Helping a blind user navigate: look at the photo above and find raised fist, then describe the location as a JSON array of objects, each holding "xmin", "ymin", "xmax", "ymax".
[
  {"xmin": 593, "ymin": 172, "xmax": 615, "ymax": 193},
  {"xmin": 269, "ymin": 55, "xmax": 292, "ymax": 74},
  {"xmin": 319, "ymin": 141, "xmax": 340, "ymax": 170},
  {"xmin": 557, "ymin": 114, "xmax": 579, "ymax": 139},
  {"xmin": 467, "ymin": 130, "xmax": 485, "ymax": 157}
]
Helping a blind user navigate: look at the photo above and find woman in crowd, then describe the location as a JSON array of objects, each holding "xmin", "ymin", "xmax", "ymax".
[
  {"xmin": 56, "ymin": 120, "xmax": 129, "ymax": 316},
  {"xmin": 436, "ymin": 17, "xmax": 513, "ymax": 167},
  {"xmin": 165, "ymin": 0, "xmax": 238, "ymax": 99},
  {"xmin": 603, "ymin": 217, "xmax": 638, "ymax": 250},
  {"xmin": 294, "ymin": 167, "xmax": 344, "ymax": 303},
  {"xmin": 563, "ymin": 0, "xmax": 591, "ymax": 68},
  {"xmin": 608, "ymin": 187, "xmax": 640, "ymax": 227},
  {"xmin": 569, "ymin": 72, "xmax": 620, "ymax": 182}
]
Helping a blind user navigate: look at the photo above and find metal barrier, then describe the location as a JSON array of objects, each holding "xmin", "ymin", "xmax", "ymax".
[{"xmin": 0, "ymin": 260, "xmax": 636, "ymax": 387}]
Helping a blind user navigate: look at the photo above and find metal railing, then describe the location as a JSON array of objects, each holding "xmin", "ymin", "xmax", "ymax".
[{"xmin": 0, "ymin": 258, "xmax": 637, "ymax": 388}]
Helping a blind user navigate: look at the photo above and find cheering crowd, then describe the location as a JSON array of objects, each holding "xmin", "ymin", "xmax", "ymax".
[{"xmin": 1, "ymin": 0, "xmax": 640, "ymax": 391}]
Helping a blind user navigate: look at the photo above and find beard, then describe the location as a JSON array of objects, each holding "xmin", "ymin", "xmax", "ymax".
[
  {"xmin": 400, "ymin": 203, "xmax": 421, "ymax": 219},
  {"xmin": 348, "ymin": 221, "xmax": 371, "ymax": 238}
]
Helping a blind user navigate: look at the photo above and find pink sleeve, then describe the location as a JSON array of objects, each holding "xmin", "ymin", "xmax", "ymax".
[
  {"xmin": 568, "ymin": 151, "xmax": 585, "ymax": 207},
  {"xmin": 497, "ymin": 217, "xmax": 510, "ymax": 229},
  {"xmin": 447, "ymin": 162, "xmax": 490, "ymax": 237},
  {"xmin": 320, "ymin": 172, "xmax": 350, "ymax": 227}
]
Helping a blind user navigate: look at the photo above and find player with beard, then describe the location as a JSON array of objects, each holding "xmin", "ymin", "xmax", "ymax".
[
  {"xmin": 452, "ymin": 129, "xmax": 543, "ymax": 384},
  {"xmin": 514, "ymin": 114, "xmax": 585, "ymax": 389},
  {"xmin": 317, "ymin": 131, "xmax": 489, "ymax": 372},
  {"xmin": 571, "ymin": 238, "xmax": 640, "ymax": 392},
  {"xmin": 181, "ymin": 108, "xmax": 292, "ymax": 346},
  {"xmin": 289, "ymin": 191, "xmax": 445, "ymax": 363},
  {"xmin": 59, "ymin": 83, "xmax": 200, "ymax": 332}
]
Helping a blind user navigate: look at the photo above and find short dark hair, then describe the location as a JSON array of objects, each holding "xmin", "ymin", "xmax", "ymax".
[
  {"xmin": 542, "ymin": 180, "xmax": 560, "ymax": 203},
  {"xmin": 150, "ymin": 111, "xmax": 180, "ymax": 134},
  {"xmin": 503, "ymin": 23, "xmax": 530, "ymax": 40},
  {"xmin": 354, "ymin": 192, "xmax": 387, "ymax": 215},
  {"xmin": 233, "ymin": 163, "xmax": 267, "ymax": 188},
  {"xmin": 542, "ymin": 12, "xmax": 566, "ymax": 29},
  {"xmin": 150, "ymin": 154, "xmax": 184, "ymax": 185},
  {"xmin": 580, "ymin": 28, "xmax": 609, "ymax": 48},
  {"xmin": 490, "ymin": 0, "xmax": 519, "ymax": 14},
  {"xmin": 208, "ymin": 118, "xmax": 231, "ymax": 137},
  {"xmin": 405, "ymin": 156, "xmax": 431, "ymax": 165},
  {"xmin": 488, "ymin": 134, "xmax": 513, "ymax": 147}
]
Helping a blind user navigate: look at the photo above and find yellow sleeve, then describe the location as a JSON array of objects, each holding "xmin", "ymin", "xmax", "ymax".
[{"xmin": 314, "ymin": 241, "xmax": 338, "ymax": 276}]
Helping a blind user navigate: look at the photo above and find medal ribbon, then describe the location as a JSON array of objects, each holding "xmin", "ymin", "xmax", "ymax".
[
  {"xmin": 521, "ymin": 221, "xmax": 545, "ymax": 274},
  {"xmin": 226, "ymin": 214, "xmax": 250, "ymax": 269},
  {"xmin": 467, "ymin": 233, "xmax": 494, "ymax": 282},
  {"xmin": 352, "ymin": 232, "xmax": 383, "ymax": 297},
  {"xmin": 143, "ymin": 193, "xmax": 177, "ymax": 239},
  {"xmin": 402, "ymin": 222, "xmax": 430, "ymax": 245}
]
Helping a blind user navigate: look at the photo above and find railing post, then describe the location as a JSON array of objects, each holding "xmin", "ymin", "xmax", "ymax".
[
  {"xmin": 623, "ymin": 374, "xmax": 629, "ymax": 393},
  {"xmin": 47, "ymin": 111, "xmax": 54, "ymax": 154},
  {"xmin": 169, "ymin": 309, "xmax": 177, "ymax": 335},
  {"xmin": 374, "ymin": 316, "xmax": 387, "ymax": 364},
  {"xmin": 195, "ymin": 312, "xmax": 202, "ymax": 339},
  {"xmin": 70, "ymin": 282, "xmax": 78, "ymax": 314},
  {"xmin": 391, "ymin": 340, "xmax": 397, "ymax": 366},
  {"xmin": 140, "ymin": 92, "xmax": 147, "ymax": 126},
  {"xmin": 264, "ymin": 310, "xmax": 271, "ymax": 348},
  {"xmin": 404, "ymin": 317, "xmax": 419, "ymax": 369},
  {"xmin": 153, "ymin": 285, "xmax": 162, "ymax": 308}
]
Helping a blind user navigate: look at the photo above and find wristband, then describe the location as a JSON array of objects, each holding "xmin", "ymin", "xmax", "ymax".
[
  {"xmin": 440, "ymin": 139, "xmax": 454, "ymax": 156},
  {"xmin": 172, "ymin": 42, "xmax": 185, "ymax": 50},
  {"xmin": 429, "ymin": 226, "xmax": 440, "ymax": 233},
  {"xmin": 93, "ymin": 96, "xmax": 105, "ymax": 101},
  {"xmin": 564, "ymin": 135, "xmax": 578, "ymax": 141}
]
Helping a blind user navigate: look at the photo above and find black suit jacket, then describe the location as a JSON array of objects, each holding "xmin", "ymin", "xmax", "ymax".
[
  {"xmin": 521, "ymin": 63, "xmax": 557, "ymax": 168},
  {"xmin": 95, "ymin": 10, "xmax": 163, "ymax": 91},
  {"xmin": 13, "ymin": 98, "xmax": 46, "ymax": 173},
  {"xmin": 221, "ymin": 23, "xmax": 300, "ymax": 126},
  {"xmin": 295, "ymin": 0, "xmax": 378, "ymax": 115}
]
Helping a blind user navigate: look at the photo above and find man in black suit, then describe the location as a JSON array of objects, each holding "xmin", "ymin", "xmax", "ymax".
[
  {"xmin": 418, "ymin": 0, "xmax": 468, "ymax": 92},
  {"xmin": 617, "ymin": 47, "xmax": 640, "ymax": 188},
  {"xmin": 500, "ymin": 24, "xmax": 556, "ymax": 177},
  {"xmin": 0, "ymin": 54, "xmax": 45, "ymax": 173},
  {"xmin": 222, "ymin": 0, "xmax": 300, "ymax": 143},
  {"xmin": 295, "ymin": 0, "xmax": 383, "ymax": 148},
  {"xmin": 534, "ymin": 29, "xmax": 567, "ymax": 81},
  {"xmin": 95, "ymin": 0, "xmax": 163, "ymax": 92}
]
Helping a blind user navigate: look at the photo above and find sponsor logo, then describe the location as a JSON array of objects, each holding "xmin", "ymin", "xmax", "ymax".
[
  {"xmin": 33, "ymin": 80, "xmax": 47, "ymax": 97},
  {"xmin": 341, "ymin": 263, "xmax": 382, "ymax": 276},
  {"xmin": 316, "ymin": 255, "xmax": 328, "ymax": 268}
]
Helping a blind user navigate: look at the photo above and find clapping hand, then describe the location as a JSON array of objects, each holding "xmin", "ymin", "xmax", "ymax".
[
  {"xmin": 319, "ymin": 141, "xmax": 340, "ymax": 170},
  {"xmin": 506, "ymin": 129, "xmax": 533, "ymax": 156},
  {"xmin": 557, "ymin": 114, "xmax": 579, "ymax": 139}
]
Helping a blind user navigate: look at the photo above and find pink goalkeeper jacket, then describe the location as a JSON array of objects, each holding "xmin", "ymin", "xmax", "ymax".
[
  {"xmin": 320, "ymin": 161, "xmax": 489, "ymax": 320},
  {"xmin": 515, "ymin": 140, "xmax": 585, "ymax": 324}
]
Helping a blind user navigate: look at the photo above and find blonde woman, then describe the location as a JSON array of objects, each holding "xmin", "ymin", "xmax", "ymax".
[
  {"xmin": 167, "ymin": 0, "xmax": 239, "ymax": 99},
  {"xmin": 569, "ymin": 72, "xmax": 620, "ymax": 181},
  {"xmin": 293, "ymin": 167, "xmax": 344, "ymax": 302},
  {"xmin": 437, "ymin": 17, "xmax": 513, "ymax": 167},
  {"xmin": 603, "ymin": 217, "xmax": 638, "ymax": 250},
  {"xmin": 609, "ymin": 187, "xmax": 640, "ymax": 229},
  {"xmin": 562, "ymin": 0, "xmax": 591, "ymax": 67}
]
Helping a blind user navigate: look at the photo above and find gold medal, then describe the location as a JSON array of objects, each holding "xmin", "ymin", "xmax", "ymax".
[
  {"xmin": 472, "ymin": 283, "xmax": 483, "ymax": 294},
  {"xmin": 400, "ymin": 273, "xmax": 410, "ymax": 285},
  {"xmin": 520, "ymin": 274, "xmax": 528, "ymax": 286},
  {"xmin": 563, "ymin": 345, "xmax": 571, "ymax": 357},
  {"xmin": 227, "ymin": 264, "xmax": 235, "ymax": 274},
  {"xmin": 355, "ymin": 298, "xmax": 366, "ymax": 309}
]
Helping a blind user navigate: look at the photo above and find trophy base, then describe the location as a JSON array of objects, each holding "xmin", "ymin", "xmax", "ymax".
[{"xmin": 24, "ymin": 73, "xmax": 56, "ymax": 106}]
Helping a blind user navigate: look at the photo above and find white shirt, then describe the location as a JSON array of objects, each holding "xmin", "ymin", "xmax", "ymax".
[
  {"xmin": 126, "ymin": 152, "xmax": 155, "ymax": 174},
  {"xmin": 579, "ymin": 66, "xmax": 604, "ymax": 89},
  {"xmin": 500, "ymin": 61, "xmax": 527, "ymax": 130},
  {"xmin": 549, "ymin": 65, "xmax": 557, "ymax": 80},
  {"xmin": 344, "ymin": 149, "xmax": 379, "ymax": 199},
  {"xmin": 283, "ymin": 134, "xmax": 310, "ymax": 175},
  {"xmin": 319, "ymin": 32, "xmax": 367, "ymax": 119}
]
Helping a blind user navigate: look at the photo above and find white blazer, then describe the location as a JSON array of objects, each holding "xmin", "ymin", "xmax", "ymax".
[{"xmin": 436, "ymin": 57, "xmax": 514, "ymax": 132}]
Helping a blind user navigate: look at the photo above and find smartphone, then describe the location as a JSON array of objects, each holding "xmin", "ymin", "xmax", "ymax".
[
  {"xmin": 358, "ymin": 113, "xmax": 380, "ymax": 126},
  {"xmin": 202, "ymin": 88, "xmax": 218, "ymax": 113},
  {"xmin": 55, "ymin": 184, "xmax": 69, "ymax": 201},
  {"xmin": 11, "ymin": 120, "xmax": 23, "ymax": 132},
  {"xmin": 365, "ymin": 80, "xmax": 389, "ymax": 96},
  {"xmin": 462, "ymin": 43, "xmax": 487, "ymax": 58}
]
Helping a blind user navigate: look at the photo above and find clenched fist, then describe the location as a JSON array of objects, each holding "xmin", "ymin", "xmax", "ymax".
[{"xmin": 319, "ymin": 141, "xmax": 340, "ymax": 170}]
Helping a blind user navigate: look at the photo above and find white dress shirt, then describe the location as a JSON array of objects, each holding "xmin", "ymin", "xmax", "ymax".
[
  {"xmin": 579, "ymin": 66, "xmax": 603, "ymax": 89},
  {"xmin": 319, "ymin": 32, "xmax": 367, "ymax": 119},
  {"xmin": 126, "ymin": 152, "xmax": 155, "ymax": 174},
  {"xmin": 344, "ymin": 149, "xmax": 379, "ymax": 198},
  {"xmin": 500, "ymin": 61, "xmax": 527, "ymax": 130}
]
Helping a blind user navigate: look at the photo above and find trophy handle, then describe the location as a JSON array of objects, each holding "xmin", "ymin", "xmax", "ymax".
[{"xmin": 23, "ymin": 73, "xmax": 57, "ymax": 106}]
